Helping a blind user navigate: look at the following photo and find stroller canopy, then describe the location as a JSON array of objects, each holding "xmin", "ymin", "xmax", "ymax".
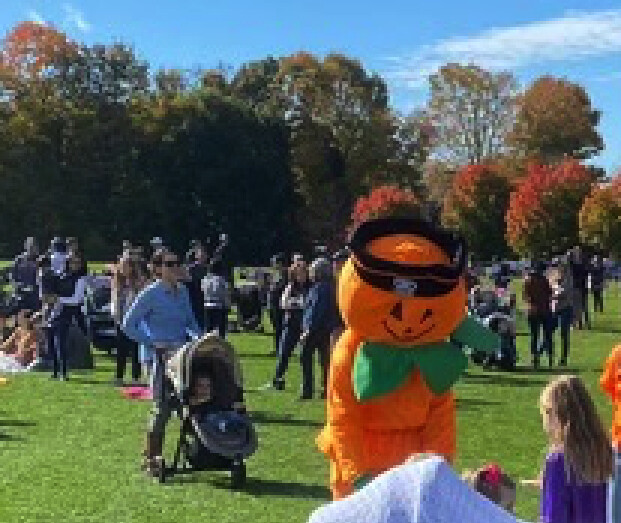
[{"xmin": 166, "ymin": 333, "xmax": 244, "ymax": 398}]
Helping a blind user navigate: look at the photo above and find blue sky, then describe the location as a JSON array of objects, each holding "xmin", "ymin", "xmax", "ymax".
[{"xmin": 2, "ymin": 1, "xmax": 621, "ymax": 172}]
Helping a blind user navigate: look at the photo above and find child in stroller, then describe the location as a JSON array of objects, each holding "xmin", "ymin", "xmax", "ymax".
[{"xmin": 160, "ymin": 334, "xmax": 258, "ymax": 486}]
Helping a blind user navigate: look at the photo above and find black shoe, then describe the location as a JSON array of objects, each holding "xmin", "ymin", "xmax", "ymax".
[
  {"xmin": 532, "ymin": 357, "xmax": 540, "ymax": 370},
  {"xmin": 272, "ymin": 379, "xmax": 285, "ymax": 391},
  {"xmin": 319, "ymin": 390, "xmax": 327, "ymax": 399},
  {"xmin": 299, "ymin": 393, "xmax": 313, "ymax": 401},
  {"xmin": 559, "ymin": 358, "xmax": 567, "ymax": 367}
]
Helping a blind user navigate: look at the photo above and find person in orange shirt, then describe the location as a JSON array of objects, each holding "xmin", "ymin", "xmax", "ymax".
[
  {"xmin": 600, "ymin": 345, "xmax": 621, "ymax": 522},
  {"xmin": 318, "ymin": 217, "xmax": 499, "ymax": 500}
]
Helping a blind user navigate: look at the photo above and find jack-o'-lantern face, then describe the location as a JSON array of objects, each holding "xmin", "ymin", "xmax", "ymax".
[{"xmin": 339, "ymin": 233, "xmax": 466, "ymax": 346}]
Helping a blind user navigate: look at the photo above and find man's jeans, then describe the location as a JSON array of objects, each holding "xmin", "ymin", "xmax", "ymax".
[
  {"xmin": 528, "ymin": 313, "xmax": 552, "ymax": 358},
  {"xmin": 149, "ymin": 345, "xmax": 180, "ymax": 438}
]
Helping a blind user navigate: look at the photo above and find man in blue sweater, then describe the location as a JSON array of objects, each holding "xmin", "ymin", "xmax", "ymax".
[
  {"xmin": 122, "ymin": 248, "xmax": 201, "ymax": 477},
  {"xmin": 299, "ymin": 258, "xmax": 338, "ymax": 400}
]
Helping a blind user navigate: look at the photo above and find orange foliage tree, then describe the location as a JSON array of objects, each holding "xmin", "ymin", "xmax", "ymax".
[
  {"xmin": 443, "ymin": 164, "xmax": 512, "ymax": 260},
  {"xmin": 506, "ymin": 160, "xmax": 595, "ymax": 257},
  {"xmin": 509, "ymin": 76, "xmax": 603, "ymax": 162},
  {"xmin": 0, "ymin": 22, "xmax": 77, "ymax": 86},
  {"xmin": 351, "ymin": 185, "xmax": 422, "ymax": 231},
  {"xmin": 580, "ymin": 176, "xmax": 621, "ymax": 258}
]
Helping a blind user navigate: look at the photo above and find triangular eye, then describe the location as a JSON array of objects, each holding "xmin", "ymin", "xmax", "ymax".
[
  {"xmin": 389, "ymin": 301, "xmax": 403, "ymax": 322},
  {"xmin": 421, "ymin": 309, "xmax": 433, "ymax": 323}
]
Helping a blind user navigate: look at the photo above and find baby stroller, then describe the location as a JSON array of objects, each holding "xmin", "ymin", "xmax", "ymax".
[
  {"xmin": 232, "ymin": 280, "xmax": 264, "ymax": 333},
  {"xmin": 160, "ymin": 334, "xmax": 258, "ymax": 486},
  {"xmin": 468, "ymin": 286, "xmax": 517, "ymax": 371}
]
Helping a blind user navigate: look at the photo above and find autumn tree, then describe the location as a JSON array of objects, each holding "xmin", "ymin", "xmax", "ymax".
[
  {"xmin": 428, "ymin": 64, "xmax": 518, "ymax": 165},
  {"xmin": 506, "ymin": 160, "xmax": 595, "ymax": 257},
  {"xmin": 232, "ymin": 51, "xmax": 431, "ymax": 243},
  {"xmin": 579, "ymin": 177, "xmax": 621, "ymax": 258},
  {"xmin": 351, "ymin": 185, "xmax": 422, "ymax": 231},
  {"xmin": 509, "ymin": 76, "xmax": 603, "ymax": 163},
  {"xmin": 443, "ymin": 164, "xmax": 512, "ymax": 260}
]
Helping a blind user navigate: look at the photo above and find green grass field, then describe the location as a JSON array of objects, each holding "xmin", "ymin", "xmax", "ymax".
[{"xmin": 1, "ymin": 283, "xmax": 620, "ymax": 523}]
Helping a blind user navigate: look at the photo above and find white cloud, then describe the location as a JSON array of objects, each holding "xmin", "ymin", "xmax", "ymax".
[
  {"xmin": 26, "ymin": 9, "xmax": 45, "ymax": 25},
  {"xmin": 387, "ymin": 10, "xmax": 621, "ymax": 89},
  {"xmin": 62, "ymin": 3, "xmax": 91, "ymax": 33}
]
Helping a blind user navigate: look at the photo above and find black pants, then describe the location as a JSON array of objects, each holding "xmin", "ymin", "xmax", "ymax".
[
  {"xmin": 116, "ymin": 328, "xmax": 141, "ymax": 381},
  {"xmin": 528, "ymin": 313, "xmax": 553, "ymax": 360},
  {"xmin": 553, "ymin": 307, "xmax": 573, "ymax": 362},
  {"xmin": 593, "ymin": 288, "xmax": 604, "ymax": 313},
  {"xmin": 66, "ymin": 306, "xmax": 87, "ymax": 336},
  {"xmin": 268, "ymin": 308, "xmax": 283, "ymax": 353},
  {"xmin": 300, "ymin": 330, "xmax": 330, "ymax": 397},
  {"xmin": 274, "ymin": 315, "xmax": 302, "ymax": 385},
  {"xmin": 580, "ymin": 287, "xmax": 591, "ymax": 327},
  {"xmin": 205, "ymin": 307, "xmax": 227, "ymax": 338},
  {"xmin": 50, "ymin": 312, "xmax": 71, "ymax": 377}
]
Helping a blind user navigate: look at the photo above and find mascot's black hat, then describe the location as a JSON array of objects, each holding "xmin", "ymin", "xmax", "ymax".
[{"xmin": 348, "ymin": 217, "xmax": 467, "ymax": 298}]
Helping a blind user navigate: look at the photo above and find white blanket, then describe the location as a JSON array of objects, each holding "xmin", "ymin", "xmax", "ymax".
[{"xmin": 308, "ymin": 456, "xmax": 524, "ymax": 523}]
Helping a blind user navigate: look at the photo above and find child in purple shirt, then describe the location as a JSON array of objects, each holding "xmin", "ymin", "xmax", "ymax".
[{"xmin": 524, "ymin": 376, "xmax": 612, "ymax": 523}]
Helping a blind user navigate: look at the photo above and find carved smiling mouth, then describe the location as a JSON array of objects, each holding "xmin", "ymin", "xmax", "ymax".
[{"xmin": 382, "ymin": 320, "xmax": 436, "ymax": 343}]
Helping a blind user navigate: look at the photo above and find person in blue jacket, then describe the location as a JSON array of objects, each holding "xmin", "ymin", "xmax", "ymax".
[
  {"xmin": 299, "ymin": 258, "xmax": 338, "ymax": 400},
  {"xmin": 122, "ymin": 247, "xmax": 201, "ymax": 478}
]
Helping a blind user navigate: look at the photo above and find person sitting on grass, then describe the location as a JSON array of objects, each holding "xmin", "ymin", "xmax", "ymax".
[
  {"xmin": 522, "ymin": 375, "xmax": 612, "ymax": 523},
  {"xmin": 0, "ymin": 310, "xmax": 38, "ymax": 371}
]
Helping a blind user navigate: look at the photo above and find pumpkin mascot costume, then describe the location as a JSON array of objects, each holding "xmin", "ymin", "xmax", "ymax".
[{"xmin": 317, "ymin": 216, "xmax": 499, "ymax": 499}]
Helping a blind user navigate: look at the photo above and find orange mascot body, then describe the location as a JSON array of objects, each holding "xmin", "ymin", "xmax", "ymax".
[{"xmin": 317, "ymin": 217, "xmax": 497, "ymax": 499}]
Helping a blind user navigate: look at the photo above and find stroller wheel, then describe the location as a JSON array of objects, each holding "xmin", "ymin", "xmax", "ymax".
[{"xmin": 231, "ymin": 460, "xmax": 246, "ymax": 489}]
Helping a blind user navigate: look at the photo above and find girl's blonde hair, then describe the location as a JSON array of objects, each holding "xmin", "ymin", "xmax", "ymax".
[{"xmin": 540, "ymin": 375, "xmax": 613, "ymax": 484}]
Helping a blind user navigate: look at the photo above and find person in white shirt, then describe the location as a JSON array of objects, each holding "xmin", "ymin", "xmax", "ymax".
[
  {"xmin": 201, "ymin": 260, "xmax": 231, "ymax": 338},
  {"xmin": 48, "ymin": 252, "xmax": 88, "ymax": 380},
  {"xmin": 50, "ymin": 237, "xmax": 69, "ymax": 276}
]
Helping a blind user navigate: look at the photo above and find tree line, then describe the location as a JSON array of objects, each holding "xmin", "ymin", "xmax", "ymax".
[{"xmin": 0, "ymin": 22, "xmax": 612, "ymax": 262}]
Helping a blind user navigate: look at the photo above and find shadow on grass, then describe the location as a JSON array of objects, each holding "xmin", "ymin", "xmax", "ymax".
[
  {"xmin": 174, "ymin": 473, "xmax": 330, "ymax": 499},
  {"xmin": 0, "ymin": 419, "xmax": 36, "ymax": 427},
  {"xmin": 240, "ymin": 352, "xmax": 277, "ymax": 360},
  {"xmin": 0, "ymin": 432, "xmax": 25, "ymax": 442},
  {"xmin": 456, "ymin": 398, "xmax": 501, "ymax": 410},
  {"xmin": 463, "ymin": 372, "xmax": 549, "ymax": 387},
  {"xmin": 587, "ymin": 327, "xmax": 621, "ymax": 334},
  {"xmin": 68, "ymin": 378, "xmax": 113, "ymax": 386},
  {"xmin": 240, "ymin": 477, "xmax": 330, "ymax": 499},
  {"xmin": 250, "ymin": 411, "xmax": 323, "ymax": 428}
]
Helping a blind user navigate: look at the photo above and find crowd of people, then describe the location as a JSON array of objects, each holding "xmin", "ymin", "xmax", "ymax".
[
  {"xmin": 523, "ymin": 247, "xmax": 607, "ymax": 369},
  {"xmin": 2, "ymin": 234, "xmax": 621, "ymax": 523}
]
